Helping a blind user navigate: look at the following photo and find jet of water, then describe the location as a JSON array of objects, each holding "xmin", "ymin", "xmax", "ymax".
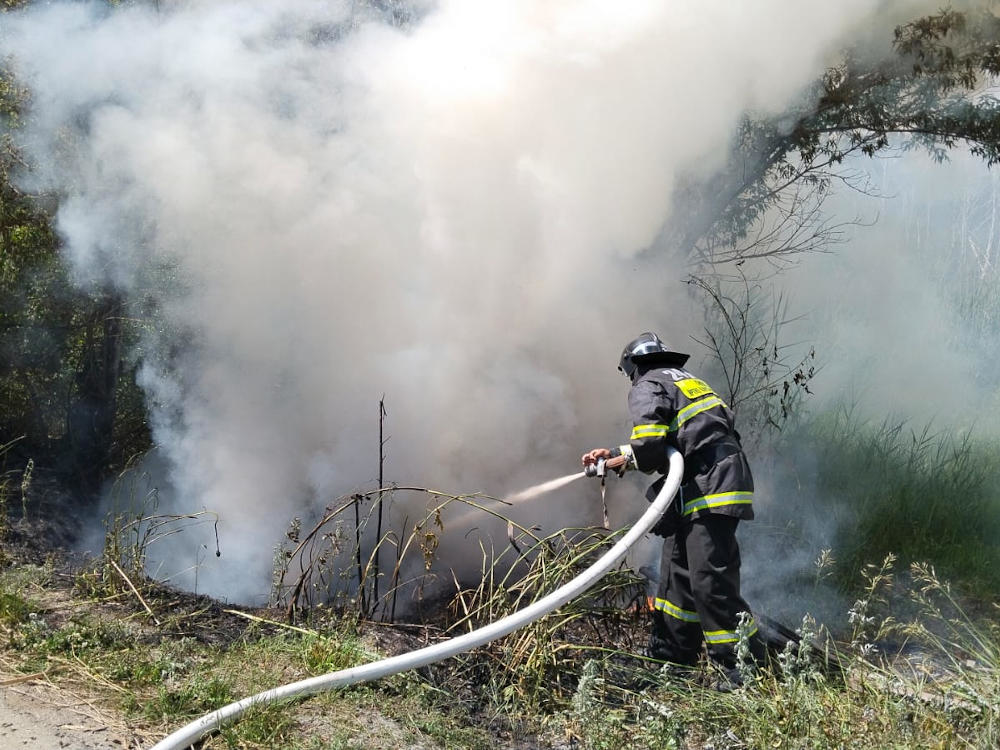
[{"xmin": 502, "ymin": 472, "xmax": 586, "ymax": 504}]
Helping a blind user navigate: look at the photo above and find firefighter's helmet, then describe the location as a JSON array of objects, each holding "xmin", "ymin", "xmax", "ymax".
[{"xmin": 618, "ymin": 332, "xmax": 690, "ymax": 380}]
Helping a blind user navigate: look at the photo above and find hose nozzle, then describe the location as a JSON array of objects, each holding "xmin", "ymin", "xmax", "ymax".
[{"xmin": 584, "ymin": 458, "xmax": 606, "ymax": 479}]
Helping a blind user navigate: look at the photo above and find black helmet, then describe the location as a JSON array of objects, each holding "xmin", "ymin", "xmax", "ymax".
[{"xmin": 618, "ymin": 332, "xmax": 689, "ymax": 380}]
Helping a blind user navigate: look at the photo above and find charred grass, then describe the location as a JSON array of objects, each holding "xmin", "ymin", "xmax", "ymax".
[
  {"xmin": 1, "ymin": 542, "xmax": 998, "ymax": 749},
  {"xmin": 0, "ymin": 552, "xmax": 496, "ymax": 749},
  {"xmin": 1, "ymin": 446, "xmax": 998, "ymax": 749}
]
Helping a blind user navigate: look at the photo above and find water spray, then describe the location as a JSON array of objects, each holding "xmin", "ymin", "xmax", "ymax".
[
  {"xmin": 148, "ymin": 448, "xmax": 683, "ymax": 750},
  {"xmin": 502, "ymin": 471, "xmax": 586, "ymax": 504}
]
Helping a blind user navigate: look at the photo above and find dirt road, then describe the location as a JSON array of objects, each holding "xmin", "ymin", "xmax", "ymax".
[{"xmin": 1, "ymin": 677, "xmax": 128, "ymax": 750}]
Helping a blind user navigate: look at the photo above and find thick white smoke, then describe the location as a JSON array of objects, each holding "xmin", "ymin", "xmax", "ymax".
[{"xmin": 3, "ymin": 0, "xmax": 940, "ymax": 601}]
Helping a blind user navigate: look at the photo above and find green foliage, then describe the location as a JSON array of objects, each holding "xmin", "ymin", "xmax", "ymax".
[
  {"xmin": 679, "ymin": 6, "xmax": 1000, "ymax": 268},
  {"xmin": 783, "ymin": 409, "xmax": 1000, "ymax": 599},
  {"xmin": 0, "ymin": 590, "xmax": 31, "ymax": 625},
  {"xmin": 1, "ymin": 50, "xmax": 150, "ymax": 493},
  {"xmin": 216, "ymin": 702, "xmax": 297, "ymax": 748},
  {"xmin": 299, "ymin": 631, "xmax": 368, "ymax": 674},
  {"xmin": 19, "ymin": 614, "xmax": 130, "ymax": 656},
  {"xmin": 541, "ymin": 559, "xmax": 999, "ymax": 750},
  {"xmin": 139, "ymin": 677, "xmax": 235, "ymax": 722}
]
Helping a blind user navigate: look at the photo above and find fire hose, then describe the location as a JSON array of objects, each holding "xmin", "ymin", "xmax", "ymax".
[{"xmin": 149, "ymin": 448, "xmax": 683, "ymax": 750}]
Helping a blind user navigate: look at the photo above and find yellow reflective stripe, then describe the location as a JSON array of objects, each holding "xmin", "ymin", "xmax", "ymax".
[
  {"xmin": 703, "ymin": 622, "xmax": 758, "ymax": 644},
  {"xmin": 682, "ymin": 491, "xmax": 753, "ymax": 516},
  {"xmin": 669, "ymin": 396, "xmax": 726, "ymax": 431},
  {"xmin": 630, "ymin": 397, "xmax": 728, "ymax": 443},
  {"xmin": 631, "ymin": 423, "xmax": 669, "ymax": 440},
  {"xmin": 653, "ymin": 598, "xmax": 700, "ymax": 623},
  {"xmin": 703, "ymin": 629, "xmax": 738, "ymax": 644}
]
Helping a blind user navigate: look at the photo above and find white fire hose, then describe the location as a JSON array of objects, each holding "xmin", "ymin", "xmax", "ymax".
[{"xmin": 149, "ymin": 449, "xmax": 683, "ymax": 750}]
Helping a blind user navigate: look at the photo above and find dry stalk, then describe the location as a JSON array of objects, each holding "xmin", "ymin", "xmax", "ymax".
[
  {"xmin": 108, "ymin": 559, "xmax": 160, "ymax": 625},
  {"xmin": 44, "ymin": 655, "xmax": 130, "ymax": 696},
  {"xmin": 222, "ymin": 608, "xmax": 319, "ymax": 637},
  {"xmin": 444, "ymin": 523, "xmax": 646, "ymax": 707},
  {"xmin": 280, "ymin": 485, "xmax": 542, "ymax": 621},
  {"xmin": 0, "ymin": 671, "xmax": 47, "ymax": 686}
]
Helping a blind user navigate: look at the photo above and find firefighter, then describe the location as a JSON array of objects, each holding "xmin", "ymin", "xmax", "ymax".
[{"xmin": 582, "ymin": 332, "xmax": 765, "ymax": 688}]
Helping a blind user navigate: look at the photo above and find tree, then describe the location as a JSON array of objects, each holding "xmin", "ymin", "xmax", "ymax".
[
  {"xmin": 673, "ymin": 6, "xmax": 1000, "ymax": 437},
  {"xmin": 676, "ymin": 6, "xmax": 1000, "ymax": 269},
  {"xmin": 1, "ymin": 48, "xmax": 149, "ymax": 499}
]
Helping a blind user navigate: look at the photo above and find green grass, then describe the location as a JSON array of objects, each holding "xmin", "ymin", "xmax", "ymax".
[
  {"xmin": 2, "ymin": 536, "xmax": 998, "ymax": 749},
  {"xmin": 0, "ymin": 560, "xmax": 495, "ymax": 749},
  {"xmin": 547, "ymin": 559, "xmax": 999, "ymax": 750},
  {"xmin": 3, "ymin": 416, "xmax": 999, "ymax": 749},
  {"xmin": 0, "ymin": 564, "xmax": 47, "ymax": 633},
  {"xmin": 774, "ymin": 408, "xmax": 1000, "ymax": 600},
  {"xmin": 0, "ymin": 590, "xmax": 31, "ymax": 625}
]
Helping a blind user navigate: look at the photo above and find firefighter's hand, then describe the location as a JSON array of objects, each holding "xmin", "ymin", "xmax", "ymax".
[
  {"xmin": 581, "ymin": 448, "xmax": 612, "ymax": 467},
  {"xmin": 605, "ymin": 454, "xmax": 628, "ymax": 476}
]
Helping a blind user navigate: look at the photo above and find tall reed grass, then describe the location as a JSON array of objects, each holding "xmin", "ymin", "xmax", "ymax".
[{"xmin": 803, "ymin": 409, "xmax": 1000, "ymax": 599}]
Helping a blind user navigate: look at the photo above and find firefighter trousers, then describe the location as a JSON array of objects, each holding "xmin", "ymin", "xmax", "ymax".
[{"xmin": 648, "ymin": 515, "xmax": 763, "ymax": 670}]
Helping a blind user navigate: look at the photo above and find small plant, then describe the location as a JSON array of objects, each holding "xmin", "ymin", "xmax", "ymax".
[
  {"xmin": 19, "ymin": 457, "xmax": 32, "ymax": 519},
  {"xmin": 0, "ymin": 591, "xmax": 31, "ymax": 626},
  {"xmin": 564, "ymin": 659, "xmax": 632, "ymax": 750},
  {"xmin": 216, "ymin": 701, "xmax": 296, "ymax": 748},
  {"xmin": 733, "ymin": 610, "xmax": 756, "ymax": 683},
  {"xmin": 775, "ymin": 614, "xmax": 823, "ymax": 685},
  {"xmin": 847, "ymin": 553, "xmax": 896, "ymax": 655}
]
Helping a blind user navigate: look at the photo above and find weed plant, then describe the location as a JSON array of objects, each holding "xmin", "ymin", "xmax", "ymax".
[
  {"xmin": 550, "ymin": 556, "xmax": 999, "ymax": 750},
  {"xmin": 77, "ymin": 463, "xmax": 219, "ymax": 599},
  {"xmin": 448, "ymin": 525, "xmax": 648, "ymax": 712}
]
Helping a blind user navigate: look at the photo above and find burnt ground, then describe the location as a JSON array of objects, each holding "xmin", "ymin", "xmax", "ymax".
[
  {"xmin": 7, "ymin": 473, "xmax": 992, "ymax": 750},
  {"xmin": 0, "ymin": 473, "xmax": 596, "ymax": 749}
]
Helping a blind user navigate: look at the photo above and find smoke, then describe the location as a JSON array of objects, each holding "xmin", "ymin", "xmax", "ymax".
[
  {"xmin": 2, "ymin": 0, "xmax": 941, "ymax": 602},
  {"xmin": 781, "ymin": 150, "xmax": 1000, "ymax": 419},
  {"xmin": 735, "ymin": 145, "xmax": 1000, "ymax": 624}
]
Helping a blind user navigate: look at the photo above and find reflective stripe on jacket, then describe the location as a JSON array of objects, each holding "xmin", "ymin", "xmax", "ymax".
[{"xmin": 627, "ymin": 365, "xmax": 754, "ymax": 521}]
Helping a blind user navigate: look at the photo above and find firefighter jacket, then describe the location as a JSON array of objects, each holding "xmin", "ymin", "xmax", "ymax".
[{"xmin": 621, "ymin": 365, "xmax": 754, "ymax": 525}]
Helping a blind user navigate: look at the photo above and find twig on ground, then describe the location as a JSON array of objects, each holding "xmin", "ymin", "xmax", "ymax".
[{"xmin": 0, "ymin": 671, "xmax": 47, "ymax": 686}]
